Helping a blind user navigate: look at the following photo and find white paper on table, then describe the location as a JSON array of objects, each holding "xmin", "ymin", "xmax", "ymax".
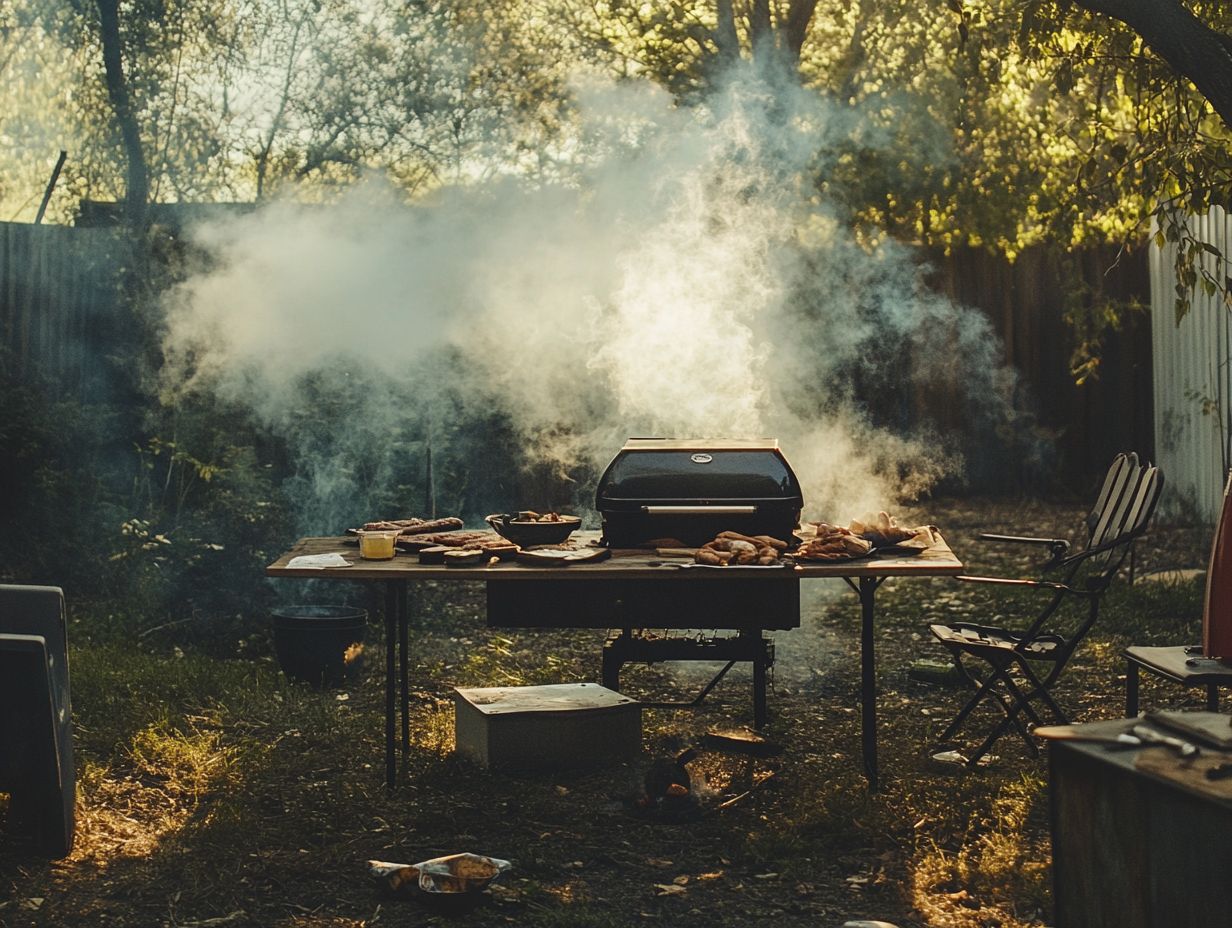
[{"xmin": 286, "ymin": 553, "xmax": 351, "ymax": 569}]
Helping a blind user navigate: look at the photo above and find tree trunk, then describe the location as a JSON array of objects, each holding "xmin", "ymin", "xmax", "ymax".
[
  {"xmin": 714, "ymin": 0, "xmax": 740, "ymax": 68},
  {"xmin": 1073, "ymin": 0, "xmax": 1232, "ymax": 129},
  {"xmin": 781, "ymin": 0, "xmax": 819, "ymax": 63},
  {"xmin": 749, "ymin": 0, "xmax": 773, "ymax": 46},
  {"xmin": 96, "ymin": 0, "xmax": 149, "ymax": 227}
]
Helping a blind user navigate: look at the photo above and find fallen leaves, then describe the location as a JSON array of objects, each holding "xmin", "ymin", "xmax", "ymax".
[{"xmin": 653, "ymin": 883, "xmax": 687, "ymax": 897}]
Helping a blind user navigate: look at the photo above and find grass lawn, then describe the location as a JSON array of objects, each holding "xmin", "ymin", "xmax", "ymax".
[{"xmin": 0, "ymin": 498, "xmax": 1211, "ymax": 927}]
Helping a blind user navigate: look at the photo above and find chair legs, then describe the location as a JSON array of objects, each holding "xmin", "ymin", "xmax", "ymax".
[
  {"xmin": 939, "ymin": 651, "xmax": 1066, "ymax": 765},
  {"xmin": 1128, "ymin": 671, "xmax": 1221, "ymax": 715}
]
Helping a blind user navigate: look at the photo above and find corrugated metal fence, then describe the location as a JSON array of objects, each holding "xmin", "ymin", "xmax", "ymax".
[
  {"xmin": 1151, "ymin": 207, "xmax": 1232, "ymax": 522},
  {"xmin": 0, "ymin": 220, "xmax": 121, "ymax": 398}
]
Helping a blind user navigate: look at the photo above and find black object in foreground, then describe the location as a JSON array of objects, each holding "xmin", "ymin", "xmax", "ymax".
[
  {"xmin": 0, "ymin": 584, "xmax": 76, "ymax": 858},
  {"xmin": 271, "ymin": 605, "xmax": 366, "ymax": 688}
]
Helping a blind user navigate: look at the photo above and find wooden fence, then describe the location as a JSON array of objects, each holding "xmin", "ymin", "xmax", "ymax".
[
  {"xmin": 0, "ymin": 219, "xmax": 1153, "ymax": 494},
  {"xmin": 0, "ymin": 221, "xmax": 121, "ymax": 399},
  {"xmin": 930, "ymin": 243, "xmax": 1153, "ymax": 494}
]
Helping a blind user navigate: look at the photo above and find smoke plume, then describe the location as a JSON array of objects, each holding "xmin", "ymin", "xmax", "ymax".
[{"xmin": 161, "ymin": 64, "xmax": 1019, "ymax": 531}]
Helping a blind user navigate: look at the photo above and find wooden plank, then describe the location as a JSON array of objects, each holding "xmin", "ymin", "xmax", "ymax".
[{"xmin": 930, "ymin": 242, "xmax": 1153, "ymax": 489}]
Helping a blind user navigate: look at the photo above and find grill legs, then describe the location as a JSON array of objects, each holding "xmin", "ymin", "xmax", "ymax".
[{"xmin": 601, "ymin": 629, "xmax": 774, "ymax": 728}]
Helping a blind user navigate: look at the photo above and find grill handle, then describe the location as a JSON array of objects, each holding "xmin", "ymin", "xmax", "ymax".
[{"xmin": 641, "ymin": 505, "xmax": 757, "ymax": 515}]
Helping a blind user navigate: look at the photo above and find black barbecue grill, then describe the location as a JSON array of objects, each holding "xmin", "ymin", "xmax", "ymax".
[
  {"xmin": 595, "ymin": 438, "xmax": 804, "ymax": 547},
  {"xmin": 487, "ymin": 439, "xmax": 805, "ymax": 726}
]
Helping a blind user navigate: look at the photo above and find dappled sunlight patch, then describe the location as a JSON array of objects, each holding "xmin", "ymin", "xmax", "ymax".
[
  {"xmin": 71, "ymin": 721, "xmax": 238, "ymax": 866},
  {"xmin": 405, "ymin": 703, "xmax": 455, "ymax": 756},
  {"xmin": 128, "ymin": 717, "xmax": 235, "ymax": 798},
  {"xmin": 545, "ymin": 878, "xmax": 594, "ymax": 904},
  {"xmin": 909, "ymin": 774, "xmax": 1049, "ymax": 927},
  {"xmin": 911, "ymin": 850, "xmax": 1046, "ymax": 928},
  {"xmin": 74, "ymin": 769, "xmax": 191, "ymax": 864},
  {"xmin": 1085, "ymin": 639, "xmax": 1114, "ymax": 661}
]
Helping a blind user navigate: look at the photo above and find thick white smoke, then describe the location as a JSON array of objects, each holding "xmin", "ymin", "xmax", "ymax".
[{"xmin": 161, "ymin": 63, "xmax": 1012, "ymax": 529}]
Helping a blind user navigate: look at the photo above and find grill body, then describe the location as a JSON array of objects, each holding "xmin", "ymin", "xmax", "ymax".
[
  {"xmin": 595, "ymin": 438, "xmax": 804, "ymax": 547},
  {"xmin": 486, "ymin": 577, "xmax": 801, "ymax": 630}
]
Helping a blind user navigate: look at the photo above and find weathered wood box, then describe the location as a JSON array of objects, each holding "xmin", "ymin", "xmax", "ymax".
[
  {"xmin": 453, "ymin": 683, "xmax": 641, "ymax": 770},
  {"xmin": 1048, "ymin": 715, "xmax": 1232, "ymax": 927}
]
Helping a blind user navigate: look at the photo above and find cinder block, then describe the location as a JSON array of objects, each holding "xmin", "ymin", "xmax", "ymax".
[{"xmin": 454, "ymin": 683, "xmax": 641, "ymax": 770}]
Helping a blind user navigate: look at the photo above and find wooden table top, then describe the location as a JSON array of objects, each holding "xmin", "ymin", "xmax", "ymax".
[
  {"xmin": 266, "ymin": 530, "xmax": 964, "ymax": 582},
  {"xmin": 1040, "ymin": 715, "xmax": 1232, "ymax": 806}
]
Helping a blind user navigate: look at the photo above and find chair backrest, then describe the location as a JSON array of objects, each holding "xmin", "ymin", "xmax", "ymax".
[
  {"xmin": 1020, "ymin": 460, "xmax": 1162, "ymax": 656},
  {"xmin": 1070, "ymin": 458, "xmax": 1163, "ymax": 587},
  {"xmin": 1086, "ymin": 452, "xmax": 1139, "ymax": 548}
]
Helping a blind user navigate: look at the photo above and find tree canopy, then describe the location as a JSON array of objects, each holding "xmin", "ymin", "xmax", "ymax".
[{"xmin": 2, "ymin": 0, "xmax": 1230, "ymax": 315}]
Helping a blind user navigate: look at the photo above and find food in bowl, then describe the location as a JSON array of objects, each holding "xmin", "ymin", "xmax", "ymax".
[{"xmin": 486, "ymin": 512, "xmax": 581, "ymax": 545}]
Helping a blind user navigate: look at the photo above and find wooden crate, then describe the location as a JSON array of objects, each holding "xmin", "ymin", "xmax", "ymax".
[
  {"xmin": 1049, "ymin": 716, "xmax": 1232, "ymax": 927},
  {"xmin": 453, "ymin": 683, "xmax": 641, "ymax": 771}
]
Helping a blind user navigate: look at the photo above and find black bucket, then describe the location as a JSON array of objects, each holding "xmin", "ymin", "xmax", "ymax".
[{"xmin": 271, "ymin": 605, "xmax": 367, "ymax": 688}]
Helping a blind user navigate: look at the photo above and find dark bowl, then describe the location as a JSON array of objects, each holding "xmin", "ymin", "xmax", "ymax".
[{"xmin": 485, "ymin": 513, "xmax": 580, "ymax": 546}]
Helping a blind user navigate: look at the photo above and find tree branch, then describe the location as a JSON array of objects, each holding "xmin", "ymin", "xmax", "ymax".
[{"xmin": 1072, "ymin": 0, "xmax": 1232, "ymax": 128}]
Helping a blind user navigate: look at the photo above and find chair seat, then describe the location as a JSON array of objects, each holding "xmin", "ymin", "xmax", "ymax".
[
  {"xmin": 1124, "ymin": 645, "xmax": 1232, "ymax": 685},
  {"xmin": 929, "ymin": 623, "xmax": 1064, "ymax": 659}
]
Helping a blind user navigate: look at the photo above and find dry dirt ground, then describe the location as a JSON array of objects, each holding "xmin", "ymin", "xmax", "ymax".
[{"xmin": 0, "ymin": 498, "xmax": 1212, "ymax": 928}]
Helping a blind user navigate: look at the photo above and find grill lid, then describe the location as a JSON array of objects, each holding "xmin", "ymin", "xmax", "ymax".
[
  {"xmin": 596, "ymin": 439, "xmax": 802, "ymax": 503},
  {"xmin": 595, "ymin": 439, "xmax": 804, "ymax": 546}
]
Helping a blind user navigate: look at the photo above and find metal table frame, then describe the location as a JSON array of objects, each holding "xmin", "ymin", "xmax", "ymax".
[{"xmin": 267, "ymin": 533, "xmax": 962, "ymax": 791}]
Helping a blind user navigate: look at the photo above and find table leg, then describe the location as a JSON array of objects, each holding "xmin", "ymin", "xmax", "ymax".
[
  {"xmin": 399, "ymin": 579, "xmax": 410, "ymax": 774},
  {"xmin": 859, "ymin": 577, "xmax": 882, "ymax": 791},
  {"xmin": 753, "ymin": 640, "xmax": 768, "ymax": 730},
  {"xmin": 602, "ymin": 629, "xmax": 630, "ymax": 691},
  {"xmin": 383, "ymin": 581, "xmax": 397, "ymax": 789},
  {"xmin": 1125, "ymin": 660, "xmax": 1140, "ymax": 717}
]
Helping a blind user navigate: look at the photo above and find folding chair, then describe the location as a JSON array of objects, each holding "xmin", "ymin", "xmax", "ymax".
[
  {"xmin": 0, "ymin": 585, "xmax": 76, "ymax": 857},
  {"xmin": 929, "ymin": 454, "xmax": 1163, "ymax": 765}
]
